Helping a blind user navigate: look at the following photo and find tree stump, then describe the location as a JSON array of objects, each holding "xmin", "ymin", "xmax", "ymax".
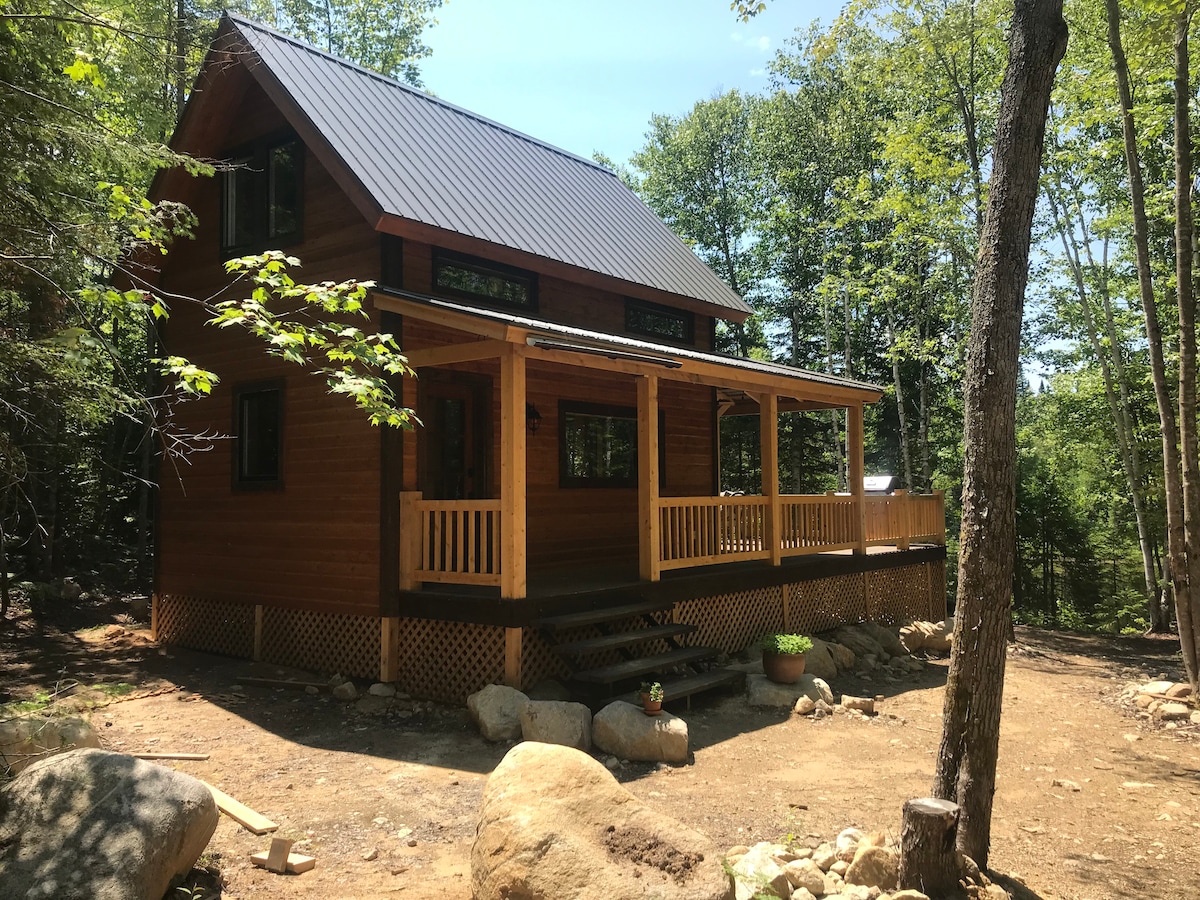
[{"xmin": 899, "ymin": 797, "xmax": 961, "ymax": 897}]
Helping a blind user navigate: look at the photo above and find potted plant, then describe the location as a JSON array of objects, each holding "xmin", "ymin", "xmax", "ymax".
[
  {"xmin": 760, "ymin": 633, "xmax": 813, "ymax": 684},
  {"xmin": 639, "ymin": 681, "xmax": 664, "ymax": 716}
]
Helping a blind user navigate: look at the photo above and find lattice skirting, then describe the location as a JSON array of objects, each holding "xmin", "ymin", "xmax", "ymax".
[
  {"xmin": 260, "ymin": 608, "xmax": 379, "ymax": 679},
  {"xmin": 394, "ymin": 619, "xmax": 505, "ymax": 704},
  {"xmin": 155, "ymin": 594, "xmax": 255, "ymax": 659}
]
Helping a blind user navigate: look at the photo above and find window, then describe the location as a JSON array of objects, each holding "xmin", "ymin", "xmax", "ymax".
[
  {"xmin": 380, "ymin": 234, "xmax": 403, "ymax": 289},
  {"xmin": 234, "ymin": 383, "xmax": 283, "ymax": 487},
  {"xmin": 625, "ymin": 298, "xmax": 695, "ymax": 345},
  {"xmin": 221, "ymin": 137, "xmax": 304, "ymax": 254},
  {"xmin": 559, "ymin": 401, "xmax": 664, "ymax": 488},
  {"xmin": 432, "ymin": 249, "xmax": 536, "ymax": 309}
]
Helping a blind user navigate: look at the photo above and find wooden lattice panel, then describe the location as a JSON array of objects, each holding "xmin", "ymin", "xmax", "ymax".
[
  {"xmin": 395, "ymin": 619, "xmax": 504, "ymax": 704},
  {"xmin": 260, "ymin": 608, "xmax": 379, "ymax": 679},
  {"xmin": 156, "ymin": 594, "xmax": 255, "ymax": 659},
  {"xmin": 677, "ymin": 587, "xmax": 783, "ymax": 655},
  {"xmin": 929, "ymin": 560, "xmax": 948, "ymax": 621},
  {"xmin": 789, "ymin": 575, "xmax": 868, "ymax": 634},
  {"xmin": 867, "ymin": 565, "xmax": 934, "ymax": 625},
  {"xmin": 521, "ymin": 628, "xmax": 572, "ymax": 688}
]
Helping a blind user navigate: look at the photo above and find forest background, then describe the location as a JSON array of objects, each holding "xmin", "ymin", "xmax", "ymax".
[{"xmin": 0, "ymin": 0, "xmax": 1190, "ymax": 637}]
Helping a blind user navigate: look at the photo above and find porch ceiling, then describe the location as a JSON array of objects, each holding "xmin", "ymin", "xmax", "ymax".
[{"xmin": 374, "ymin": 288, "xmax": 884, "ymax": 407}]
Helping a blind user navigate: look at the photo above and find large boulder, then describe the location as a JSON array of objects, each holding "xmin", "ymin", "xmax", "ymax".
[
  {"xmin": 747, "ymin": 674, "xmax": 832, "ymax": 709},
  {"xmin": 519, "ymin": 699, "xmax": 592, "ymax": 750},
  {"xmin": 730, "ymin": 842, "xmax": 791, "ymax": 899},
  {"xmin": 859, "ymin": 622, "xmax": 905, "ymax": 658},
  {"xmin": 0, "ymin": 715, "xmax": 102, "ymax": 776},
  {"xmin": 803, "ymin": 638, "xmax": 838, "ymax": 681},
  {"xmin": 472, "ymin": 742, "xmax": 732, "ymax": 900},
  {"xmin": 832, "ymin": 625, "xmax": 889, "ymax": 660},
  {"xmin": 592, "ymin": 701, "xmax": 689, "ymax": 763},
  {"xmin": 467, "ymin": 684, "xmax": 529, "ymax": 742},
  {"xmin": 0, "ymin": 748, "xmax": 218, "ymax": 900},
  {"xmin": 826, "ymin": 641, "xmax": 857, "ymax": 672}
]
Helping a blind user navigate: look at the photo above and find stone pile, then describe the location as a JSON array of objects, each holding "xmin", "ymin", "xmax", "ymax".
[{"xmin": 1119, "ymin": 678, "xmax": 1199, "ymax": 731}]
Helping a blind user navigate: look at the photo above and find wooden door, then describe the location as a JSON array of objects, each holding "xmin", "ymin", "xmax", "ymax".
[{"xmin": 418, "ymin": 371, "xmax": 492, "ymax": 500}]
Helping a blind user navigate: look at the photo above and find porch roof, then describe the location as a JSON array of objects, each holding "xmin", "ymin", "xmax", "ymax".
[{"xmin": 374, "ymin": 288, "xmax": 884, "ymax": 407}]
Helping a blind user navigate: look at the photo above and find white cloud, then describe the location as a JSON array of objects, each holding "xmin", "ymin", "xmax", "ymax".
[{"xmin": 757, "ymin": 35, "xmax": 770, "ymax": 51}]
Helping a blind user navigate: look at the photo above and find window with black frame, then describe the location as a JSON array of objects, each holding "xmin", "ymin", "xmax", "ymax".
[
  {"xmin": 625, "ymin": 297, "xmax": 694, "ymax": 345},
  {"xmin": 234, "ymin": 383, "xmax": 283, "ymax": 487},
  {"xmin": 221, "ymin": 137, "xmax": 303, "ymax": 255},
  {"xmin": 559, "ymin": 401, "xmax": 664, "ymax": 488},
  {"xmin": 432, "ymin": 249, "xmax": 536, "ymax": 310}
]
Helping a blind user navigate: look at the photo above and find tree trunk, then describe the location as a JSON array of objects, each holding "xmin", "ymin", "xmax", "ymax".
[
  {"xmin": 899, "ymin": 797, "xmax": 962, "ymax": 896},
  {"xmin": 887, "ymin": 308, "xmax": 914, "ymax": 489},
  {"xmin": 1172, "ymin": 12, "xmax": 1200, "ymax": 692},
  {"xmin": 824, "ymin": 290, "xmax": 846, "ymax": 488},
  {"xmin": 932, "ymin": 0, "xmax": 1066, "ymax": 870},
  {"xmin": 1106, "ymin": 0, "xmax": 1195, "ymax": 687}
]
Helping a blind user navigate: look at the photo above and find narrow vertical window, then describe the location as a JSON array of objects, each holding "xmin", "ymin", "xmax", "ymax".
[
  {"xmin": 268, "ymin": 141, "xmax": 301, "ymax": 239},
  {"xmin": 235, "ymin": 384, "xmax": 283, "ymax": 486}
]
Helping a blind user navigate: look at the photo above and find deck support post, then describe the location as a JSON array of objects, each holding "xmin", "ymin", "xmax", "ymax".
[
  {"xmin": 398, "ymin": 491, "xmax": 421, "ymax": 591},
  {"xmin": 380, "ymin": 616, "xmax": 400, "ymax": 682},
  {"xmin": 504, "ymin": 626, "xmax": 523, "ymax": 688},
  {"xmin": 253, "ymin": 605, "xmax": 264, "ymax": 661},
  {"xmin": 638, "ymin": 374, "xmax": 661, "ymax": 582},
  {"xmin": 758, "ymin": 392, "xmax": 781, "ymax": 566},
  {"xmin": 848, "ymin": 403, "xmax": 867, "ymax": 555},
  {"xmin": 151, "ymin": 593, "xmax": 160, "ymax": 641},
  {"xmin": 500, "ymin": 344, "xmax": 528, "ymax": 599}
]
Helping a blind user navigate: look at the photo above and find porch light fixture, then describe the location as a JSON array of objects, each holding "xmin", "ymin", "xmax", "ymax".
[{"xmin": 526, "ymin": 402, "xmax": 542, "ymax": 434}]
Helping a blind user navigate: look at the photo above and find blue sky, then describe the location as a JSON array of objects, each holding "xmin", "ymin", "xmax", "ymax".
[{"xmin": 421, "ymin": 1, "xmax": 845, "ymax": 166}]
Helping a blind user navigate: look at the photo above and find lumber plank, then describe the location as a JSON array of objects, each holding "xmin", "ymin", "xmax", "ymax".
[
  {"xmin": 132, "ymin": 752, "xmax": 210, "ymax": 761},
  {"xmin": 201, "ymin": 780, "xmax": 279, "ymax": 834},
  {"xmin": 239, "ymin": 677, "xmax": 326, "ymax": 691},
  {"xmin": 265, "ymin": 837, "xmax": 294, "ymax": 873},
  {"xmin": 251, "ymin": 850, "xmax": 316, "ymax": 874}
]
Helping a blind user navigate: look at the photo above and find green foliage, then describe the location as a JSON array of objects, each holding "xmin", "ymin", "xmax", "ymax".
[
  {"xmin": 638, "ymin": 681, "xmax": 664, "ymax": 702},
  {"xmin": 760, "ymin": 633, "xmax": 813, "ymax": 655}
]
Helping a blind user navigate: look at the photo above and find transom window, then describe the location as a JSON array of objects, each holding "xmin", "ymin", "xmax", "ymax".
[
  {"xmin": 559, "ymin": 401, "xmax": 664, "ymax": 489},
  {"xmin": 432, "ymin": 249, "xmax": 536, "ymax": 309},
  {"xmin": 625, "ymin": 298, "xmax": 694, "ymax": 345},
  {"xmin": 221, "ymin": 138, "xmax": 303, "ymax": 254}
]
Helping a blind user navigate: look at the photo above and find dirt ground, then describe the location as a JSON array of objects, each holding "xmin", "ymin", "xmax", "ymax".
[{"xmin": 3, "ymin": 598, "xmax": 1199, "ymax": 900}]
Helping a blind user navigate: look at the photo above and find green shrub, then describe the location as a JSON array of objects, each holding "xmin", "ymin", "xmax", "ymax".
[{"xmin": 760, "ymin": 633, "xmax": 813, "ymax": 655}]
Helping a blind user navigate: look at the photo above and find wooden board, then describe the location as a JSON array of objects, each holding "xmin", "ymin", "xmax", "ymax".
[
  {"xmin": 251, "ymin": 850, "xmax": 316, "ymax": 874},
  {"xmin": 133, "ymin": 753, "xmax": 210, "ymax": 761},
  {"xmin": 201, "ymin": 781, "xmax": 279, "ymax": 835}
]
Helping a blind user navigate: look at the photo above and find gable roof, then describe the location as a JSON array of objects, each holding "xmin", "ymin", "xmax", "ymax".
[{"xmin": 197, "ymin": 14, "xmax": 752, "ymax": 319}]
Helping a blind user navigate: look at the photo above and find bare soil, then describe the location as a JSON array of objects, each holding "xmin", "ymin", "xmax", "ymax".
[{"xmin": 3, "ymin": 597, "xmax": 1198, "ymax": 900}]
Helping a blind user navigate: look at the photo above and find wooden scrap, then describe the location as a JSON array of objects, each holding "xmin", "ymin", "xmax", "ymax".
[
  {"xmin": 265, "ymin": 837, "xmax": 294, "ymax": 873},
  {"xmin": 251, "ymin": 849, "xmax": 315, "ymax": 874},
  {"xmin": 200, "ymin": 780, "xmax": 278, "ymax": 834},
  {"xmin": 132, "ymin": 752, "xmax": 210, "ymax": 761},
  {"xmin": 239, "ymin": 676, "xmax": 326, "ymax": 691}
]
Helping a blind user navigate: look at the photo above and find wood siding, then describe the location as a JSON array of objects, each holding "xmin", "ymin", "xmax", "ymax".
[{"xmin": 157, "ymin": 79, "xmax": 384, "ymax": 617}]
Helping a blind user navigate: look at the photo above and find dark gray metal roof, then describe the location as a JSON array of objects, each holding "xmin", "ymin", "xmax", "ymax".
[
  {"xmin": 377, "ymin": 287, "xmax": 883, "ymax": 398},
  {"xmin": 225, "ymin": 15, "xmax": 752, "ymax": 317}
]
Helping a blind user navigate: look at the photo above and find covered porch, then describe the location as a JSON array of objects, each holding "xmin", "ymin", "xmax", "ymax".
[{"xmin": 378, "ymin": 290, "xmax": 947, "ymax": 604}]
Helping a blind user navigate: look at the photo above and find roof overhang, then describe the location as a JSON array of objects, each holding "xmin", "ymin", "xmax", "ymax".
[{"xmin": 373, "ymin": 288, "xmax": 883, "ymax": 408}]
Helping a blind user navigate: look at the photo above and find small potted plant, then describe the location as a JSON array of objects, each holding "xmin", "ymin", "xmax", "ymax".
[
  {"xmin": 639, "ymin": 681, "xmax": 665, "ymax": 716},
  {"xmin": 760, "ymin": 633, "xmax": 813, "ymax": 684}
]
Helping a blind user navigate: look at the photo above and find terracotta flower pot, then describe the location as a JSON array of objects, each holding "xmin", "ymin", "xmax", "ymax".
[
  {"xmin": 640, "ymin": 693, "xmax": 663, "ymax": 716},
  {"xmin": 763, "ymin": 650, "xmax": 807, "ymax": 684}
]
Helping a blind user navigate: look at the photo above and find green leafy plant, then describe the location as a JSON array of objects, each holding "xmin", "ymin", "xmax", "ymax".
[
  {"xmin": 638, "ymin": 681, "xmax": 664, "ymax": 702},
  {"xmin": 760, "ymin": 633, "xmax": 813, "ymax": 655}
]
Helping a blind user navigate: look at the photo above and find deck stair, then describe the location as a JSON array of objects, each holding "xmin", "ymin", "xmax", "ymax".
[{"xmin": 535, "ymin": 600, "xmax": 742, "ymax": 707}]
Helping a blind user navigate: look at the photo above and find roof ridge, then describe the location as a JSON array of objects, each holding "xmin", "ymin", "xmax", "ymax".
[{"xmin": 223, "ymin": 12, "xmax": 618, "ymax": 178}]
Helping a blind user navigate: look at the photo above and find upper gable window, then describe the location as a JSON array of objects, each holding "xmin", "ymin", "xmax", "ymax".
[
  {"xmin": 433, "ymin": 249, "xmax": 536, "ymax": 310},
  {"xmin": 625, "ymin": 298, "xmax": 694, "ymax": 345},
  {"xmin": 221, "ymin": 137, "xmax": 304, "ymax": 255}
]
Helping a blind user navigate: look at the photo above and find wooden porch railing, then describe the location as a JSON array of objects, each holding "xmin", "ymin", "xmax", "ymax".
[
  {"xmin": 658, "ymin": 496, "xmax": 771, "ymax": 570},
  {"xmin": 399, "ymin": 493, "xmax": 502, "ymax": 587},
  {"xmin": 864, "ymin": 490, "xmax": 947, "ymax": 548},
  {"xmin": 779, "ymin": 494, "xmax": 860, "ymax": 555}
]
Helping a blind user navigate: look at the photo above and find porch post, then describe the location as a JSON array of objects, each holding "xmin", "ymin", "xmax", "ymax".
[
  {"xmin": 758, "ymin": 392, "xmax": 782, "ymax": 566},
  {"xmin": 638, "ymin": 374, "xmax": 661, "ymax": 582},
  {"xmin": 500, "ymin": 344, "xmax": 527, "ymax": 599},
  {"xmin": 848, "ymin": 402, "xmax": 867, "ymax": 554}
]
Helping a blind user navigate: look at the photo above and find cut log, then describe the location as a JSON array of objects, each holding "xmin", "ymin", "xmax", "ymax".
[
  {"xmin": 200, "ymin": 780, "xmax": 279, "ymax": 834},
  {"xmin": 899, "ymin": 797, "xmax": 961, "ymax": 896}
]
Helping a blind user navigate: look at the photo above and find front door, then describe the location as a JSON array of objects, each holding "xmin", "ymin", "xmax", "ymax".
[{"xmin": 418, "ymin": 371, "xmax": 492, "ymax": 500}]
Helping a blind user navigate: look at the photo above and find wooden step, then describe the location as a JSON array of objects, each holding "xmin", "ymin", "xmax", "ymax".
[
  {"xmin": 660, "ymin": 668, "xmax": 744, "ymax": 703},
  {"xmin": 536, "ymin": 600, "xmax": 672, "ymax": 631},
  {"xmin": 554, "ymin": 624, "xmax": 697, "ymax": 657},
  {"xmin": 572, "ymin": 646, "xmax": 716, "ymax": 685}
]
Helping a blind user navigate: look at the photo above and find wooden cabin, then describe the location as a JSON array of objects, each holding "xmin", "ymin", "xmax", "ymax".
[{"xmin": 151, "ymin": 15, "xmax": 947, "ymax": 704}]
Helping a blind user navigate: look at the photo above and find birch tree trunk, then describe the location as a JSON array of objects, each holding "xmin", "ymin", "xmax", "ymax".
[{"xmin": 932, "ymin": 0, "xmax": 1067, "ymax": 868}]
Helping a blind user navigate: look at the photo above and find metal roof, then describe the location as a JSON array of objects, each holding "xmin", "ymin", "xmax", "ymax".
[
  {"xmin": 376, "ymin": 287, "xmax": 884, "ymax": 399},
  {"xmin": 224, "ymin": 15, "xmax": 752, "ymax": 318}
]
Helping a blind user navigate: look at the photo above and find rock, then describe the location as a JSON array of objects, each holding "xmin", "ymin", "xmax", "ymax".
[
  {"xmin": 368, "ymin": 682, "xmax": 396, "ymax": 697},
  {"xmin": 827, "ymin": 641, "xmax": 857, "ymax": 672},
  {"xmin": 845, "ymin": 845, "xmax": 898, "ymax": 890},
  {"xmin": 467, "ymin": 684, "xmax": 529, "ymax": 742},
  {"xmin": 804, "ymin": 639, "xmax": 839, "ymax": 681},
  {"xmin": 794, "ymin": 696, "xmax": 817, "ymax": 716},
  {"xmin": 1164, "ymin": 682, "xmax": 1192, "ymax": 699},
  {"xmin": 833, "ymin": 626, "xmax": 888, "ymax": 661},
  {"xmin": 860, "ymin": 622, "xmax": 905, "ymax": 658},
  {"xmin": 0, "ymin": 748, "xmax": 218, "ymax": 900},
  {"xmin": 731, "ymin": 842, "xmax": 791, "ymax": 899},
  {"xmin": 328, "ymin": 672, "xmax": 347, "ymax": 686},
  {"xmin": 841, "ymin": 696, "xmax": 876, "ymax": 714},
  {"xmin": 304, "ymin": 685, "xmax": 320, "ymax": 696},
  {"xmin": 0, "ymin": 715, "xmax": 102, "ymax": 776},
  {"xmin": 835, "ymin": 827, "xmax": 864, "ymax": 862},
  {"xmin": 841, "ymin": 885, "xmax": 872, "ymax": 900},
  {"xmin": 355, "ymin": 695, "xmax": 391, "ymax": 716},
  {"xmin": 892, "ymin": 891, "xmax": 932, "ymax": 900},
  {"xmin": 813, "ymin": 842, "xmax": 837, "ymax": 871},
  {"xmin": 1138, "ymin": 680, "xmax": 1175, "ymax": 695},
  {"xmin": 472, "ymin": 742, "xmax": 731, "ymax": 900},
  {"xmin": 791, "ymin": 889, "xmax": 816, "ymax": 900},
  {"xmin": 525, "ymin": 679, "xmax": 572, "ymax": 701},
  {"xmin": 748, "ymin": 674, "xmax": 833, "ymax": 709},
  {"xmin": 520, "ymin": 700, "xmax": 592, "ymax": 750},
  {"xmin": 784, "ymin": 858, "xmax": 825, "ymax": 895},
  {"xmin": 831, "ymin": 858, "xmax": 850, "ymax": 876},
  {"xmin": 592, "ymin": 701, "xmax": 688, "ymax": 763},
  {"xmin": 332, "ymin": 681, "xmax": 358, "ymax": 701},
  {"xmin": 898, "ymin": 621, "xmax": 933, "ymax": 653},
  {"xmin": 1191, "ymin": 710, "xmax": 1200, "ymax": 725},
  {"xmin": 1052, "ymin": 778, "xmax": 1080, "ymax": 792},
  {"xmin": 1134, "ymin": 693, "xmax": 1156, "ymax": 709},
  {"xmin": 1156, "ymin": 702, "xmax": 1190, "ymax": 721},
  {"xmin": 59, "ymin": 577, "xmax": 83, "ymax": 601}
]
